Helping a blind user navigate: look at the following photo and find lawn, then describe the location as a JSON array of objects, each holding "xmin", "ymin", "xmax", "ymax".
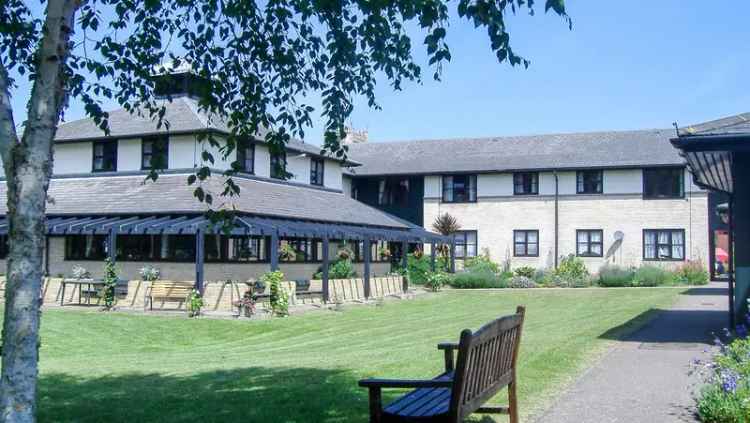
[{"xmin": 31, "ymin": 288, "xmax": 684, "ymax": 422}]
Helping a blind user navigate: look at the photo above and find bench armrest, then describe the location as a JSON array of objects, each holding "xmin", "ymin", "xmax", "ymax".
[
  {"xmin": 438, "ymin": 342, "xmax": 459, "ymax": 372},
  {"xmin": 358, "ymin": 378, "xmax": 453, "ymax": 389},
  {"xmin": 437, "ymin": 342, "xmax": 459, "ymax": 350}
]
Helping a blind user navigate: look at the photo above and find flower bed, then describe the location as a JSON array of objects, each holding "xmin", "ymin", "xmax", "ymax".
[{"xmin": 694, "ymin": 317, "xmax": 750, "ymax": 422}]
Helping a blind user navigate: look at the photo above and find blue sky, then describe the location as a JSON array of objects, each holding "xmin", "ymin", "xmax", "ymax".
[{"xmin": 10, "ymin": 1, "xmax": 750, "ymax": 145}]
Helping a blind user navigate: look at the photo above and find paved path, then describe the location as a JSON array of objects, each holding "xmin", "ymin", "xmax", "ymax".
[{"xmin": 534, "ymin": 283, "xmax": 728, "ymax": 423}]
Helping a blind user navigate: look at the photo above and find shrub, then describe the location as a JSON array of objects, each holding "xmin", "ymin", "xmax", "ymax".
[
  {"xmin": 508, "ymin": 276, "xmax": 536, "ymax": 289},
  {"xmin": 263, "ymin": 270, "xmax": 289, "ymax": 316},
  {"xmin": 449, "ymin": 271, "xmax": 508, "ymax": 289},
  {"xmin": 464, "ymin": 252, "xmax": 500, "ymax": 274},
  {"xmin": 314, "ymin": 259, "xmax": 356, "ymax": 280},
  {"xmin": 532, "ymin": 268, "xmax": 549, "ymax": 285},
  {"xmin": 675, "ymin": 260, "xmax": 710, "ymax": 286},
  {"xmin": 632, "ymin": 265, "xmax": 676, "ymax": 287},
  {"xmin": 597, "ymin": 264, "xmax": 635, "ymax": 287},
  {"xmin": 555, "ymin": 254, "xmax": 589, "ymax": 280},
  {"xmin": 101, "ymin": 258, "xmax": 118, "ymax": 310},
  {"xmin": 407, "ymin": 255, "xmax": 432, "ymax": 284},
  {"xmin": 425, "ymin": 272, "xmax": 450, "ymax": 292},
  {"xmin": 514, "ymin": 266, "xmax": 536, "ymax": 278}
]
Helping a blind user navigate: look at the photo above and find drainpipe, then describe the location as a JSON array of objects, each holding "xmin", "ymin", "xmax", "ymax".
[
  {"xmin": 554, "ymin": 171, "xmax": 559, "ymax": 269},
  {"xmin": 729, "ymin": 193, "xmax": 735, "ymax": 329}
]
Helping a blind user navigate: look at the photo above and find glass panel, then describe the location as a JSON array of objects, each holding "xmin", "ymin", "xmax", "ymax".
[
  {"xmin": 644, "ymin": 245, "xmax": 656, "ymax": 259},
  {"xmin": 672, "ymin": 230, "xmax": 684, "ymax": 245},
  {"xmin": 645, "ymin": 231, "xmax": 656, "ymax": 245},
  {"xmin": 527, "ymin": 231, "xmax": 538, "ymax": 243},
  {"xmin": 577, "ymin": 243, "xmax": 587, "ymax": 255},
  {"xmin": 514, "ymin": 244, "xmax": 525, "ymax": 256},
  {"xmin": 466, "ymin": 245, "xmax": 477, "ymax": 257},
  {"xmin": 514, "ymin": 232, "xmax": 525, "ymax": 243},
  {"xmin": 527, "ymin": 243, "xmax": 538, "ymax": 256},
  {"xmin": 577, "ymin": 232, "xmax": 588, "ymax": 243},
  {"xmin": 672, "ymin": 245, "xmax": 684, "ymax": 259},
  {"xmin": 591, "ymin": 243, "xmax": 602, "ymax": 255},
  {"xmin": 658, "ymin": 245, "xmax": 671, "ymax": 259},
  {"xmin": 590, "ymin": 231, "xmax": 602, "ymax": 242},
  {"xmin": 658, "ymin": 231, "xmax": 669, "ymax": 244}
]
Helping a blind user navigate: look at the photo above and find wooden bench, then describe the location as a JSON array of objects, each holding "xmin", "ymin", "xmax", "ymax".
[
  {"xmin": 147, "ymin": 281, "xmax": 194, "ymax": 310},
  {"xmin": 359, "ymin": 306, "xmax": 526, "ymax": 423}
]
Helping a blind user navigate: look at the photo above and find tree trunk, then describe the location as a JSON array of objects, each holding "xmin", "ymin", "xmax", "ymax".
[{"xmin": 0, "ymin": 1, "xmax": 79, "ymax": 421}]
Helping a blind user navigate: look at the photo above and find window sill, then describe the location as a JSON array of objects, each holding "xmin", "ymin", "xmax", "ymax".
[{"xmin": 440, "ymin": 200, "xmax": 478, "ymax": 204}]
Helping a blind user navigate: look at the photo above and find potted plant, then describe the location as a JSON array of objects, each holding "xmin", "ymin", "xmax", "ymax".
[
  {"xmin": 337, "ymin": 245, "xmax": 354, "ymax": 261},
  {"xmin": 139, "ymin": 265, "xmax": 160, "ymax": 282},
  {"xmin": 278, "ymin": 243, "xmax": 297, "ymax": 261},
  {"xmin": 71, "ymin": 265, "xmax": 90, "ymax": 280},
  {"xmin": 233, "ymin": 289, "xmax": 257, "ymax": 318},
  {"xmin": 186, "ymin": 289, "xmax": 204, "ymax": 317},
  {"xmin": 378, "ymin": 246, "xmax": 391, "ymax": 260}
]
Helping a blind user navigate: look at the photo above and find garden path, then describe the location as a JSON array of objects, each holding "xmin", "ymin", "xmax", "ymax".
[{"xmin": 534, "ymin": 282, "xmax": 727, "ymax": 423}]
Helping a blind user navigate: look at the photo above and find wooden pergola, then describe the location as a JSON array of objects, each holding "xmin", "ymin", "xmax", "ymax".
[{"xmin": 0, "ymin": 213, "xmax": 453, "ymax": 302}]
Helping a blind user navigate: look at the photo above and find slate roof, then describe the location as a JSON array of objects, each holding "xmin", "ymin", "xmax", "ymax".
[
  {"xmin": 346, "ymin": 128, "xmax": 684, "ymax": 176},
  {"xmin": 55, "ymin": 96, "xmax": 357, "ymax": 164},
  {"xmin": 678, "ymin": 113, "xmax": 750, "ymax": 137},
  {"xmin": 0, "ymin": 173, "xmax": 409, "ymax": 229}
]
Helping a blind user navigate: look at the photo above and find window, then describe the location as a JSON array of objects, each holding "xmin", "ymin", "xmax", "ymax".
[
  {"xmin": 237, "ymin": 140, "xmax": 255, "ymax": 174},
  {"xmin": 65, "ymin": 235, "xmax": 108, "ymax": 260},
  {"xmin": 141, "ymin": 136, "xmax": 169, "ymax": 170},
  {"xmin": 270, "ymin": 151, "xmax": 287, "ymax": 179},
  {"xmin": 442, "ymin": 175, "xmax": 477, "ymax": 203},
  {"xmin": 513, "ymin": 172, "xmax": 538, "ymax": 195},
  {"xmin": 513, "ymin": 230, "xmax": 539, "ymax": 257},
  {"xmin": 92, "ymin": 141, "xmax": 117, "ymax": 172},
  {"xmin": 576, "ymin": 230, "xmax": 603, "ymax": 257},
  {"xmin": 453, "ymin": 230, "xmax": 478, "ymax": 258},
  {"xmin": 577, "ymin": 170, "xmax": 603, "ymax": 194},
  {"xmin": 643, "ymin": 168, "xmax": 684, "ymax": 199},
  {"xmin": 310, "ymin": 158, "xmax": 325, "ymax": 186},
  {"xmin": 278, "ymin": 238, "xmax": 320, "ymax": 262},
  {"xmin": 644, "ymin": 229, "xmax": 685, "ymax": 261},
  {"xmin": 378, "ymin": 177, "xmax": 410, "ymax": 205}
]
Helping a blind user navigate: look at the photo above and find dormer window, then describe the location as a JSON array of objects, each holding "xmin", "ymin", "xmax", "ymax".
[
  {"xmin": 513, "ymin": 172, "xmax": 538, "ymax": 195},
  {"xmin": 270, "ymin": 151, "xmax": 287, "ymax": 180},
  {"xmin": 141, "ymin": 136, "xmax": 169, "ymax": 170},
  {"xmin": 92, "ymin": 141, "xmax": 117, "ymax": 172},
  {"xmin": 237, "ymin": 140, "xmax": 255, "ymax": 174},
  {"xmin": 310, "ymin": 158, "xmax": 325, "ymax": 186}
]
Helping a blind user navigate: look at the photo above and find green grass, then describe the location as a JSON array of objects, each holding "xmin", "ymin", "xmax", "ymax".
[{"xmin": 29, "ymin": 288, "xmax": 684, "ymax": 422}]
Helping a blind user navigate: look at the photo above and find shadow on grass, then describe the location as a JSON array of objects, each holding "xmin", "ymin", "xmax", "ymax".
[
  {"xmin": 39, "ymin": 367, "xmax": 369, "ymax": 423},
  {"xmin": 599, "ymin": 307, "xmax": 726, "ymax": 344}
]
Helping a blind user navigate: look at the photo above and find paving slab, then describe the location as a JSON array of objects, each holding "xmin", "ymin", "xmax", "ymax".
[{"xmin": 534, "ymin": 283, "xmax": 728, "ymax": 423}]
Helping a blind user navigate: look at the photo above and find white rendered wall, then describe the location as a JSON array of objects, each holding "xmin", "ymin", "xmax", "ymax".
[{"xmin": 53, "ymin": 143, "xmax": 93, "ymax": 174}]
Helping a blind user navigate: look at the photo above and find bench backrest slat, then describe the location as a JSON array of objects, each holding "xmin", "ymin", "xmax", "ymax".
[{"xmin": 450, "ymin": 306, "xmax": 525, "ymax": 420}]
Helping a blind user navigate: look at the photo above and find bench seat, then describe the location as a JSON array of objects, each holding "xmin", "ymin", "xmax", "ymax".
[{"xmin": 383, "ymin": 372, "xmax": 454, "ymax": 422}]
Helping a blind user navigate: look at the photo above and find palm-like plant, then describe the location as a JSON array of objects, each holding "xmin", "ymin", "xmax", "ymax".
[
  {"xmin": 432, "ymin": 213, "xmax": 461, "ymax": 235},
  {"xmin": 432, "ymin": 213, "xmax": 461, "ymax": 268}
]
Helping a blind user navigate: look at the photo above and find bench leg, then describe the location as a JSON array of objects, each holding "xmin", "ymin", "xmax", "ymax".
[
  {"xmin": 368, "ymin": 387, "xmax": 383, "ymax": 423},
  {"xmin": 508, "ymin": 380, "xmax": 518, "ymax": 423}
]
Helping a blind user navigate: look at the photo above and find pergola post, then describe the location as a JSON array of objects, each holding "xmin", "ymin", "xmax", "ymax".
[
  {"xmin": 322, "ymin": 236, "xmax": 330, "ymax": 303},
  {"xmin": 195, "ymin": 228, "xmax": 205, "ymax": 293},
  {"xmin": 363, "ymin": 238, "xmax": 372, "ymax": 299},
  {"xmin": 430, "ymin": 241, "xmax": 436, "ymax": 272},
  {"xmin": 107, "ymin": 227, "xmax": 117, "ymax": 264},
  {"xmin": 450, "ymin": 235, "xmax": 456, "ymax": 273},
  {"xmin": 270, "ymin": 231, "xmax": 279, "ymax": 271},
  {"xmin": 401, "ymin": 240, "xmax": 409, "ymax": 292}
]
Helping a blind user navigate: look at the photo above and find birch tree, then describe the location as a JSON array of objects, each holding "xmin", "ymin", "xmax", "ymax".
[{"xmin": 0, "ymin": 0, "xmax": 569, "ymax": 420}]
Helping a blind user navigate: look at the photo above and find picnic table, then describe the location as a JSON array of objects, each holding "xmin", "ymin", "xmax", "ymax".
[{"xmin": 60, "ymin": 278, "xmax": 128, "ymax": 306}]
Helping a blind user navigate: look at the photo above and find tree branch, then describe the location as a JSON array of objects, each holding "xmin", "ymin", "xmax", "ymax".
[{"xmin": 0, "ymin": 64, "xmax": 18, "ymax": 178}]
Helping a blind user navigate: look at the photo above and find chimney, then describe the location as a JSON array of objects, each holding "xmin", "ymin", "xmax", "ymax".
[{"xmin": 342, "ymin": 126, "xmax": 368, "ymax": 145}]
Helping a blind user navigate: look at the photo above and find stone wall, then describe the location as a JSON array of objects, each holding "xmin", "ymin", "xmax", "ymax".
[{"xmin": 424, "ymin": 192, "xmax": 710, "ymax": 273}]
